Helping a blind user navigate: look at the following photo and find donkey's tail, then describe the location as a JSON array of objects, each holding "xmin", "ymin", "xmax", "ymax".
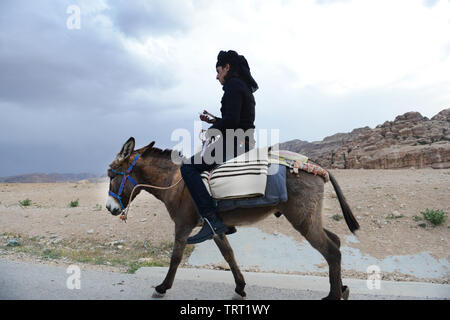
[{"xmin": 328, "ymin": 172, "xmax": 360, "ymax": 233}]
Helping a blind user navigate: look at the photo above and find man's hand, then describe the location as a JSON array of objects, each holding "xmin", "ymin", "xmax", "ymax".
[
  {"xmin": 200, "ymin": 114, "xmax": 216, "ymax": 124},
  {"xmin": 199, "ymin": 109, "xmax": 216, "ymax": 124}
]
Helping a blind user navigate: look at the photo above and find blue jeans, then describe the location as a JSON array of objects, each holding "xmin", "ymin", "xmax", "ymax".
[{"xmin": 180, "ymin": 138, "xmax": 253, "ymax": 217}]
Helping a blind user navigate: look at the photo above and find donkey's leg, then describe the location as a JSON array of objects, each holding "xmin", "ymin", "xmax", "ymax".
[
  {"xmin": 153, "ymin": 224, "xmax": 193, "ymax": 297},
  {"xmin": 213, "ymin": 233, "xmax": 247, "ymax": 299},
  {"xmin": 305, "ymin": 227, "xmax": 343, "ymax": 300},
  {"xmin": 323, "ymin": 228, "xmax": 349, "ymax": 299},
  {"xmin": 284, "ymin": 214, "xmax": 344, "ymax": 300},
  {"xmin": 324, "ymin": 228, "xmax": 341, "ymax": 248},
  {"xmin": 282, "ymin": 173, "xmax": 347, "ymax": 299}
]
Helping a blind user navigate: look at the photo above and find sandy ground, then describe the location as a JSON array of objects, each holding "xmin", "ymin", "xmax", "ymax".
[{"xmin": 0, "ymin": 169, "xmax": 449, "ymax": 282}]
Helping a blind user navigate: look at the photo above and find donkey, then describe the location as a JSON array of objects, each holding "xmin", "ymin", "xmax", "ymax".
[{"xmin": 105, "ymin": 137, "xmax": 360, "ymax": 300}]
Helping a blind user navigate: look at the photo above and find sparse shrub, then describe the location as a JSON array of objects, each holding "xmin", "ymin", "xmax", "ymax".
[
  {"xmin": 69, "ymin": 199, "xmax": 79, "ymax": 208},
  {"xmin": 7, "ymin": 239, "xmax": 21, "ymax": 247},
  {"xmin": 42, "ymin": 249, "xmax": 61, "ymax": 260},
  {"xmin": 420, "ymin": 209, "xmax": 447, "ymax": 226},
  {"xmin": 19, "ymin": 199, "xmax": 32, "ymax": 206},
  {"xmin": 413, "ymin": 215, "xmax": 422, "ymax": 222},
  {"xmin": 331, "ymin": 214, "xmax": 342, "ymax": 221},
  {"xmin": 93, "ymin": 256, "xmax": 108, "ymax": 265},
  {"xmin": 127, "ymin": 260, "xmax": 164, "ymax": 274}
]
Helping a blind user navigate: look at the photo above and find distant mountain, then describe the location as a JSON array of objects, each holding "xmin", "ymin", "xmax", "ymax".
[
  {"xmin": 0, "ymin": 173, "xmax": 103, "ymax": 183},
  {"xmin": 276, "ymin": 108, "xmax": 450, "ymax": 169}
]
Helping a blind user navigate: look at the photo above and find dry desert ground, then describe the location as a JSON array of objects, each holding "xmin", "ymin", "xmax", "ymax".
[{"xmin": 0, "ymin": 168, "xmax": 449, "ymax": 283}]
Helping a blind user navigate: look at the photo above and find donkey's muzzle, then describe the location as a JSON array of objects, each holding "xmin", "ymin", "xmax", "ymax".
[{"xmin": 106, "ymin": 196, "xmax": 122, "ymax": 216}]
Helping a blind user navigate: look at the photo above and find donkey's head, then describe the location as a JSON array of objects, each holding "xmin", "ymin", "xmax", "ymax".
[{"xmin": 105, "ymin": 137, "xmax": 155, "ymax": 215}]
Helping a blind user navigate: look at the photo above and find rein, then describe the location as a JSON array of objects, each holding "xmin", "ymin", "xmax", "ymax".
[
  {"xmin": 109, "ymin": 153, "xmax": 183, "ymax": 222},
  {"xmin": 119, "ymin": 177, "xmax": 183, "ymax": 222}
]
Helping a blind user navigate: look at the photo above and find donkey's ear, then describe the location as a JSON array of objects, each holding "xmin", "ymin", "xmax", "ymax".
[
  {"xmin": 118, "ymin": 137, "xmax": 135, "ymax": 160},
  {"xmin": 142, "ymin": 141, "xmax": 155, "ymax": 157}
]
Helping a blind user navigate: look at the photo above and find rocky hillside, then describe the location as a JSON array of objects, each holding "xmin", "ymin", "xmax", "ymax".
[{"xmin": 277, "ymin": 108, "xmax": 450, "ymax": 169}]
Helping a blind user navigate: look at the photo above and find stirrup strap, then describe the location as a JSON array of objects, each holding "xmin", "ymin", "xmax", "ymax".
[{"xmin": 203, "ymin": 217, "xmax": 217, "ymax": 236}]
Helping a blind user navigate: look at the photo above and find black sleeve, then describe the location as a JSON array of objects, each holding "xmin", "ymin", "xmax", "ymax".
[{"xmin": 210, "ymin": 80, "xmax": 243, "ymax": 131}]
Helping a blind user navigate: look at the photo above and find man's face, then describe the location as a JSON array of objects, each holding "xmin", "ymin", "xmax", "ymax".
[{"xmin": 216, "ymin": 64, "xmax": 230, "ymax": 85}]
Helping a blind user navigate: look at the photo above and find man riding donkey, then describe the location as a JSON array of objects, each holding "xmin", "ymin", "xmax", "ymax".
[
  {"xmin": 180, "ymin": 50, "xmax": 259, "ymax": 244},
  {"xmin": 106, "ymin": 50, "xmax": 359, "ymax": 298}
]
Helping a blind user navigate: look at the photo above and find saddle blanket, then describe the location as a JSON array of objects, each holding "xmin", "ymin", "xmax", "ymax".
[
  {"xmin": 215, "ymin": 163, "xmax": 287, "ymax": 212},
  {"xmin": 201, "ymin": 147, "xmax": 269, "ymax": 200},
  {"xmin": 201, "ymin": 147, "xmax": 329, "ymax": 201}
]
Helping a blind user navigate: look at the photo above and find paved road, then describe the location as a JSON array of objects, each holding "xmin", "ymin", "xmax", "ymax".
[
  {"xmin": 188, "ymin": 227, "xmax": 450, "ymax": 280},
  {"xmin": 0, "ymin": 259, "xmax": 448, "ymax": 300}
]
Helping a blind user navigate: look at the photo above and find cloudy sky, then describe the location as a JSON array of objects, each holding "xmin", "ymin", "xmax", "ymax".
[{"xmin": 1, "ymin": 0, "xmax": 449, "ymax": 176}]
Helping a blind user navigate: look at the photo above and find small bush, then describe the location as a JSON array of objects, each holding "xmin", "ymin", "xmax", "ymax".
[
  {"xmin": 7, "ymin": 239, "xmax": 21, "ymax": 247},
  {"xmin": 421, "ymin": 209, "xmax": 447, "ymax": 226},
  {"xmin": 19, "ymin": 199, "xmax": 32, "ymax": 206},
  {"xmin": 42, "ymin": 249, "xmax": 62, "ymax": 260},
  {"xmin": 93, "ymin": 256, "xmax": 108, "ymax": 265},
  {"xmin": 331, "ymin": 214, "xmax": 342, "ymax": 221},
  {"xmin": 69, "ymin": 199, "xmax": 79, "ymax": 208},
  {"xmin": 127, "ymin": 260, "xmax": 164, "ymax": 274}
]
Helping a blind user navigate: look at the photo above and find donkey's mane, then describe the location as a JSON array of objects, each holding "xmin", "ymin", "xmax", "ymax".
[{"xmin": 140, "ymin": 145, "xmax": 185, "ymax": 161}]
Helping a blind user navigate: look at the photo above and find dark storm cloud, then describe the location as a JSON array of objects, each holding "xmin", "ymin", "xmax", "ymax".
[
  {"xmin": 0, "ymin": 0, "xmax": 189, "ymax": 176},
  {"xmin": 0, "ymin": 0, "xmax": 177, "ymax": 113},
  {"xmin": 0, "ymin": 104, "xmax": 188, "ymax": 177}
]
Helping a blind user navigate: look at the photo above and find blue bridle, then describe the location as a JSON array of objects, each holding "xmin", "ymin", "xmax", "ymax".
[{"xmin": 108, "ymin": 153, "xmax": 141, "ymax": 210}]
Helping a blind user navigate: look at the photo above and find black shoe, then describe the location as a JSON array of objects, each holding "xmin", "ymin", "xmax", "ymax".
[
  {"xmin": 225, "ymin": 226, "xmax": 237, "ymax": 235},
  {"xmin": 187, "ymin": 212, "xmax": 228, "ymax": 244}
]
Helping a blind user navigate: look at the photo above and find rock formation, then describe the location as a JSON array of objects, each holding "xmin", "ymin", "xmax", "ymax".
[{"xmin": 277, "ymin": 108, "xmax": 450, "ymax": 169}]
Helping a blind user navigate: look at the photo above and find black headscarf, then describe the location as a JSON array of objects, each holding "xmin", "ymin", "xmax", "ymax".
[{"xmin": 216, "ymin": 50, "xmax": 259, "ymax": 93}]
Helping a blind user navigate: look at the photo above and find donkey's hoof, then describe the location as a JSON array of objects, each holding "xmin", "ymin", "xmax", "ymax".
[
  {"xmin": 232, "ymin": 292, "xmax": 247, "ymax": 300},
  {"xmin": 341, "ymin": 286, "xmax": 349, "ymax": 300},
  {"xmin": 321, "ymin": 294, "xmax": 340, "ymax": 300},
  {"xmin": 152, "ymin": 289, "xmax": 166, "ymax": 298}
]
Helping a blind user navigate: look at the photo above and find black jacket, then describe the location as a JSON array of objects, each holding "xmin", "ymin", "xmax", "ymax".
[
  {"xmin": 210, "ymin": 77, "xmax": 255, "ymax": 133},
  {"xmin": 207, "ymin": 77, "xmax": 256, "ymax": 162}
]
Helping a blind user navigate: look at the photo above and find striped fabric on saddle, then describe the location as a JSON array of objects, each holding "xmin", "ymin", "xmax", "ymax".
[
  {"xmin": 201, "ymin": 147, "xmax": 269, "ymax": 200},
  {"xmin": 201, "ymin": 147, "xmax": 330, "ymax": 200}
]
